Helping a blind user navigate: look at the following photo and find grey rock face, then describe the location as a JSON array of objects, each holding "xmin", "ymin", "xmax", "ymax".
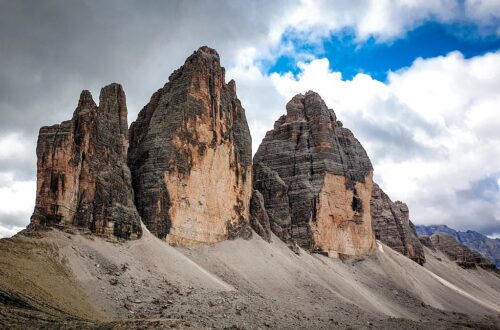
[
  {"xmin": 249, "ymin": 190, "xmax": 272, "ymax": 243},
  {"xmin": 252, "ymin": 162, "xmax": 291, "ymax": 244},
  {"xmin": 128, "ymin": 46, "xmax": 252, "ymax": 246},
  {"xmin": 253, "ymin": 91, "xmax": 376, "ymax": 256},
  {"xmin": 30, "ymin": 84, "xmax": 142, "ymax": 239},
  {"xmin": 422, "ymin": 233, "xmax": 496, "ymax": 269},
  {"xmin": 417, "ymin": 225, "xmax": 500, "ymax": 268},
  {"xmin": 371, "ymin": 184, "xmax": 425, "ymax": 265}
]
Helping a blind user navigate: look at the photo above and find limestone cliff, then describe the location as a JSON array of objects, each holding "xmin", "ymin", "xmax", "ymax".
[
  {"xmin": 30, "ymin": 84, "xmax": 141, "ymax": 239},
  {"xmin": 128, "ymin": 46, "xmax": 252, "ymax": 246},
  {"xmin": 371, "ymin": 184, "xmax": 425, "ymax": 265},
  {"xmin": 252, "ymin": 91, "xmax": 376, "ymax": 257},
  {"xmin": 420, "ymin": 233, "xmax": 495, "ymax": 269}
]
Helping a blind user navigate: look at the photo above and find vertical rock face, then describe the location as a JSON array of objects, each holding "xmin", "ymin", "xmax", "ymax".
[
  {"xmin": 421, "ymin": 233, "xmax": 495, "ymax": 269},
  {"xmin": 249, "ymin": 190, "xmax": 272, "ymax": 243},
  {"xmin": 371, "ymin": 184, "xmax": 425, "ymax": 265},
  {"xmin": 253, "ymin": 91, "xmax": 376, "ymax": 257},
  {"xmin": 30, "ymin": 84, "xmax": 142, "ymax": 239},
  {"xmin": 128, "ymin": 46, "xmax": 252, "ymax": 246}
]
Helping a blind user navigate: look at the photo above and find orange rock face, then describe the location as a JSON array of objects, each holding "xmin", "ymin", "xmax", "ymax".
[
  {"xmin": 128, "ymin": 47, "xmax": 252, "ymax": 245},
  {"xmin": 30, "ymin": 84, "xmax": 141, "ymax": 239},
  {"xmin": 253, "ymin": 91, "xmax": 376, "ymax": 257},
  {"xmin": 311, "ymin": 173, "xmax": 375, "ymax": 257}
]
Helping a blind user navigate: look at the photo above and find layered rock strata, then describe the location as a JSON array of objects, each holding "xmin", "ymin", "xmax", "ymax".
[
  {"xmin": 30, "ymin": 84, "xmax": 142, "ymax": 239},
  {"xmin": 128, "ymin": 46, "xmax": 252, "ymax": 246},
  {"xmin": 417, "ymin": 224, "xmax": 500, "ymax": 268},
  {"xmin": 252, "ymin": 91, "xmax": 376, "ymax": 257},
  {"xmin": 420, "ymin": 233, "xmax": 495, "ymax": 269},
  {"xmin": 371, "ymin": 184, "xmax": 425, "ymax": 264},
  {"xmin": 249, "ymin": 190, "xmax": 272, "ymax": 243}
]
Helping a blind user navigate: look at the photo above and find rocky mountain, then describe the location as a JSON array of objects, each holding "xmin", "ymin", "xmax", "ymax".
[
  {"xmin": 4, "ymin": 46, "xmax": 500, "ymax": 329},
  {"xmin": 419, "ymin": 233, "xmax": 495, "ymax": 269},
  {"xmin": 417, "ymin": 225, "xmax": 500, "ymax": 268},
  {"xmin": 371, "ymin": 184, "xmax": 425, "ymax": 265},
  {"xmin": 417, "ymin": 225, "xmax": 459, "ymax": 239},
  {"xmin": 29, "ymin": 84, "xmax": 142, "ymax": 239},
  {"xmin": 252, "ymin": 91, "xmax": 376, "ymax": 257},
  {"xmin": 128, "ymin": 47, "xmax": 252, "ymax": 246}
]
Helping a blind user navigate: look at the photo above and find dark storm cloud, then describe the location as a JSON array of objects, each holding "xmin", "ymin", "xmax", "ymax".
[
  {"xmin": 0, "ymin": 0, "xmax": 292, "ymax": 235},
  {"xmin": 0, "ymin": 0, "xmax": 290, "ymax": 180},
  {"xmin": 456, "ymin": 176, "xmax": 500, "ymax": 204}
]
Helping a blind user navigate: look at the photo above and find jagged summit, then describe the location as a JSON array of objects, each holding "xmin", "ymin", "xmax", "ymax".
[
  {"xmin": 252, "ymin": 91, "xmax": 376, "ymax": 256},
  {"xmin": 30, "ymin": 83, "xmax": 141, "ymax": 239},
  {"xmin": 128, "ymin": 46, "xmax": 252, "ymax": 245},
  {"xmin": 284, "ymin": 91, "xmax": 335, "ymax": 122},
  {"xmin": 76, "ymin": 90, "xmax": 96, "ymax": 109},
  {"xmin": 8, "ymin": 46, "xmax": 500, "ymax": 329},
  {"xmin": 191, "ymin": 45, "xmax": 220, "ymax": 60}
]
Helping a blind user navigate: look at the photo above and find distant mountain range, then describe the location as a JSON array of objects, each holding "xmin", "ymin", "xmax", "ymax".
[{"xmin": 416, "ymin": 225, "xmax": 500, "ymax": 268}]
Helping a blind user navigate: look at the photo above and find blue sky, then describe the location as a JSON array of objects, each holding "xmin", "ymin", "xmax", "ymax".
[{"xmin": 269, "ymin": 21, "xmax": 500, "ymax": 81}]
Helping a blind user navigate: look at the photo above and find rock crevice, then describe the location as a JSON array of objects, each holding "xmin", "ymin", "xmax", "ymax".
[
  {"xmin": 30, "ymin": 84, "xmax": 141, "ymax": 239},
  {"xmin": 370, "ymin": 184, "xmax": 425, "ymax": 264},
  {"xmin": 128, "ymin": 46, "xmax": 252, "ymax": 246},
  {"xmin": 252, "ymin": 91, "xmax": 376, "ymax": 257}
]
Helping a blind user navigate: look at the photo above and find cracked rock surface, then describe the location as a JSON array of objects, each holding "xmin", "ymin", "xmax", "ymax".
[
  {"xmin": 371, "ymin": 183, "xmax": 425, "ymax": 265},
  {"xmin": 128, "ymin": 46, "xmax": 252, "ymax": 246},
  {"xmin": 252, "ymin": 91, "xmax": 376, "ymax": 257},
  {"xmin": 30, "ymin": 84, "xmax": 141, "ymax": 239}
]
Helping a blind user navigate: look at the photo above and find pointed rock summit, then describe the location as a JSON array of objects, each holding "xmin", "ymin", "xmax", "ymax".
[
  {"xmin": 253, "ymin": 91, "xmax": 376, "ymax": 257},
  {"xmin": 371, "ymin": 184, "xmax": 425, "ymax": 264},
  {"xmin": 128, "ymin": 46, "xmax": 252, "ymax": 246},
  {"xmin": 30, "ymin": 84, "xmax": 142, "ymax": 239}
]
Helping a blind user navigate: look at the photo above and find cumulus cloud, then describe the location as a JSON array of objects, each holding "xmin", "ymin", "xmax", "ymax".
[{"xmin": 269, "ymin": 51, "xmax": 500, "ymax": 235}]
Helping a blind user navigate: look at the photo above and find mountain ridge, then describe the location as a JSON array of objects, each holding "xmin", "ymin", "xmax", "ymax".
[
  {"xmin": 417, "ymin": 224, "xmax": 500, "ymax": 268},
  {"xmin": 1, "ymin": 46, "xmax": 499, "ymax": 329}
]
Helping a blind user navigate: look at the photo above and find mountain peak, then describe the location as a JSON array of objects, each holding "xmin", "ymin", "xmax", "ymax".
[{"xmin": 77, "ymin": 90, "xmax": 96, "ymax": 109}]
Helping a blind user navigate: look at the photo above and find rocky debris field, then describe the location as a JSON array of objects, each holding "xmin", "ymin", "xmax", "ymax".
[{"xmin": 0, "ymin": 228, "xmax": 499, "ymax": 329}]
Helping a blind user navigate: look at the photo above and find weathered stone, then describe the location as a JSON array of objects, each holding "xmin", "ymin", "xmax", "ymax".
[
  {"xmin": 128, "ymin": 46, "xmax": 252, "ymax": 246},
  {"xmin": 423, "ymin": 233, "xmax": 495, "ymax": 269},
  {"xmin": 252, "ymin": 162, "xmax": 291, "ymax": 243},
  {"xmin": 417, "ymin": 224, "xmax": 500, "ymax": 268},
  {"xmin": 371, "ymin": 184, "xmax": 425, "ymax": 265},
  {"xmin": 249, "ymin": 190, "xmax": 272, "ymax": 242},
  {"xmin": 30, "ymin": 84, "xmax": 142, "ymax": 239},
  {"xmin": 253, "ymin": 91, "xmax": 376, "ymax": 257}
]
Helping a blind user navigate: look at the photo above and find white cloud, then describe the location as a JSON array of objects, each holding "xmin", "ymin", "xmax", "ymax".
[
  {"xmin": 0, "ymin": 172, "xmax": 35, "ymax": 236},
  {"xmin": 271, "ymin": 0, "xmax": 457, "ymax": 42},
  {"xmin": 269, "ymin": 50, "xmax": 500, "ymax": 233},
  {"xmin": 465, "ymin": 0, "xmax": 500, "ymax": 27},
  {"xmin": 0, "ymin": 133, "xmax": 33, "ymax": 163}
]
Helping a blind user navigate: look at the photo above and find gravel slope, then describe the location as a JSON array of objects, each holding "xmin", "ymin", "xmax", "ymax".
[{"xmin": 0, "ymin": 227, "xmax": 499, "ymax": 329}]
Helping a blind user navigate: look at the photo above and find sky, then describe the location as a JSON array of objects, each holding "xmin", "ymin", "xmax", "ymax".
[{"xmin": 0, "ymin": 0, "xmax": 499, "ymax": 238}]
